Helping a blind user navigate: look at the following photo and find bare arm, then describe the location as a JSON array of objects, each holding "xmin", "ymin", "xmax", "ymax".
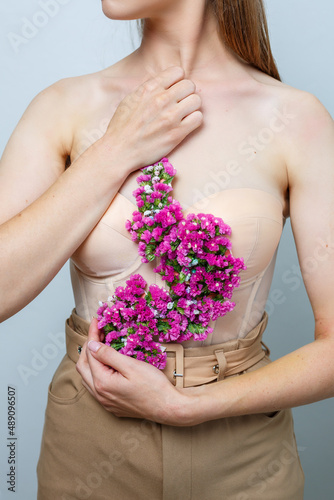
[
  {"xmin": 76, "ymin": 91, "xmax": 334, "ymax": 426},
  {"xmin": 0, "ymin": 67, "xmax": 202, "ymax": 322},
  {"xmin": 181, "ymin": 94, "xmax": 334, "ymax": 424}
]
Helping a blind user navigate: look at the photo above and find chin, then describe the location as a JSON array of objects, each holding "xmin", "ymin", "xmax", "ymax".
[{"xmin": 101, "ymin": 0, "xmax": 144, "ymax": 21}]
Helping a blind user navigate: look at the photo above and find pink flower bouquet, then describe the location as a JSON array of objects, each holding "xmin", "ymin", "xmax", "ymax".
[{"xmin": 97, "ymin": 158, "xmax": 246, "ymax": 369}]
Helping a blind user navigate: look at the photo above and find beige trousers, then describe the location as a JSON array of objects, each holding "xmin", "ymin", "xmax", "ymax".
[{"xmin": 37, "ymin": 311, "xmax": 304, "ymax": 499}]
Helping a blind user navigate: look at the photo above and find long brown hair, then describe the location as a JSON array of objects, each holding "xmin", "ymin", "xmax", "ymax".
[
  {"xmin": 139, "ymin": 0, "xmax": 281, "ymax": 81},
  {"xmin": 209, "ymin": 0, "xmax": 281, "ymax": 81}
]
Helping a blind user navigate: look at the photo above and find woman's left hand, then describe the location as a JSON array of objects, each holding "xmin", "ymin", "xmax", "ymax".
[{"xmin": 76, "ymin": 319, "xmax": 194, "ymax": 425}]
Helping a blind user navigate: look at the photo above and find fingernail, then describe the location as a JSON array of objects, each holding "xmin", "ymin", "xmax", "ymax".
[{"xmin": 88, "ymin": 340, "xmax": 102, "ymax": 353}]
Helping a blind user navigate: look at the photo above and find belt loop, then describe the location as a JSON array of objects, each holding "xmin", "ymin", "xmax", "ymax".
[
  {"xmin": 173, "ymin": 345, "xmax": 184, "ymax": 388},
  {"xmin": 162, "ymin": 344, "xmax": 184, "ymax": 388},
  {"xmin": 213, "ymin": 349, "xmax": 227, "ymax": 381},
  {"xmin": 261, "ymin": 341, "xmax": 270, "ymax": 357}
]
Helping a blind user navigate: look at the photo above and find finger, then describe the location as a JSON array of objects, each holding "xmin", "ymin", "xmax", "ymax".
[
  {"xmin": 76, "ymin": 321, "xmax": 99, "ymax": 378},
  {"xmin": 76, "ymin": 339, "xmax": 88, "ymax": 373},
  {"xmin": 86, "ymin": 345, "xmax": 116, "ymax": 383},
  {"xmin": 87, "ymin": 342, "xmax": 137, "ymax": 377},
  {"xmin": 175, "ymin": 93, "xmax": 202, "ymax": 122},
  {"xmin": 137, "ymin": 66, "xmax": 185, "ymax": 97},
  {"xmin": 76, "ymin": 342, "xmax": 96, "ymax": 389},
  {"xmin": 77, "ymin": 340, "xmax": 116, "ymax": 399},
  {"xmin": 155, "ymin": 66, "xmax": 185, "ymax": 90},
  {"xmin": 78, "ymin": 365, "xmax": 95, "ymax": 392},
  {"xmin": 167, "ymin": 79, "xmax": 196, "ymax": 103},
  {"xmin": 178, "ymin": 110, "xmax": 204, "ymax": 137},
  {"xmin": 85, "ymin": 321, "xmax": 118, "ymax": 382},
  {"xmin": 80, "ymin": 375, "xmax": 111, "ymax": 410},
  {"xmin": 87, "ymin": 317, "xmax": 101, "ymax": 342},
  {"xmin": 80, "ymin": 376, "xmax": 99, "ymax": 399}
]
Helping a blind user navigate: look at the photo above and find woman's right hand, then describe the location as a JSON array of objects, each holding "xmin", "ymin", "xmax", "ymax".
[
  {"xmin": 101, "ymin": 66, "xmax": 203, "ymax": 171},
  {"xmin": 0, "ymin": 67, "xmax": 202, "ymax": 322}
]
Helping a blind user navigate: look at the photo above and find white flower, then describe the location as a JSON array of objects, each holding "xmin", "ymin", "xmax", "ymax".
[
  {"xmin": 144, "ymin": 185, "xmax": 153, "ymax": 193},
  {"xmin": 167, "ymin": 302, "xmax": 174, "ymax": 310},
  {"xmin": 98, "ymin": 301, "xmax": 104, "ymax": 307},
  {"xmin": 147, "ymin": 166, "xmax": 153, "ymax": 172},
  {"xmin": 158, "ymin": 203, "xmax": 163, "ymax": 208},
  {"xmin": 144, "ymin": 210, "xmax": 151, "ymax": 216},
  {"xmin": 152, "ymin": 176, "xmax": 160, "ymax": 183}
]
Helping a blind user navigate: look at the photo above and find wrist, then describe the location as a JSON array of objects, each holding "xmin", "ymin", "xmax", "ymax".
[
  {"xmin": 95, "ymin": 135, "xmax": 141, "ymax": 176},
  {"xmin": 164, "ymin": 387, "xmax": 207, "ymax": 427}
]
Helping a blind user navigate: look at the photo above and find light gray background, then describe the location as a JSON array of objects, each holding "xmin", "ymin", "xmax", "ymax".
[{"xmin": 0, "ymin": 1, "xmax": 333, "ymax": 498}]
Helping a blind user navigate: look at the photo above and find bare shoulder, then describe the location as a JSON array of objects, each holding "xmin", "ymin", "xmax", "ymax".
[
  {"xmin": 269, "ymin": 81, "xmax": 333, "ymax": 175},
  {"xmin": 52, "ymin": 55, "xmax": 136, "ymax": 109},
  {"xmin": 248, "ymin": 68, "xmax": 333, "ymax": 171},
  {"xmin": 21, "ymin": 59, "xmax": 134, "ymax": 163},
  {"xmin": 1, "ymin": 60, "xmax": 130, "ymax": 168},
  {"xmin": 250, "ymin": 68, "xmax": 333, "ymax": 133},
  {"xmin": 30, "ymin": 56, "xmax": 132, "ymax": 123},
  {"xmin": 31, "ymin": 69, "xmax": 118, "ymax": 122}
]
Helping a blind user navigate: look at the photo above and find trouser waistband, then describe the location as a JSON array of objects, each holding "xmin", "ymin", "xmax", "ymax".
[{"xmin": 65, "ymin": 309, "xmax": 269, "ymax": 388}]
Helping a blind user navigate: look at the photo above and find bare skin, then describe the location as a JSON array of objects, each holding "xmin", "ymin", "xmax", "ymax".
[
  {"xmin": 0, "ymin": 67, "xmax": 202, "ymax": 320},
  {"xmin": 2, "ymin": 0, "xmax": 334, "ymax": 422}
]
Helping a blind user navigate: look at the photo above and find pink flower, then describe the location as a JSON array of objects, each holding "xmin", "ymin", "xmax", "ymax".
[
  {"xmin": 98, "ymin": 158, "xmax": 245, "ymax": 369},
  {"xmin": 141, "ymin": 230, "xmax": 153, "ymax": 244},
  {"xmin": 161, "ymin": 158, "xmax": 177, "ymax": 176},
  {"xmin": 137, "ymin": 174, "xmax": 151, "ymax": 183},
  {"xmin": 133, "ymin": 187, "xmax": 145, "ymax": 197},
  {"xmin": 171, "ymin": 283, "xmax": 186, "ymax": 296}
]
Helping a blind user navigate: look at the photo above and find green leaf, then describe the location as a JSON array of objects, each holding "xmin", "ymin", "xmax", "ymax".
[
  {"xmin": 178, "ymin": 272, "xmax": 186, "ymax": 283},
  {"xmin": 110, "ymin": 340, "xmax": 125, "ymax": 351},
  {"xmin": 104, "ymin": 324, "xmax": 118, "ymax": 334},
  {"xmin": 157, "ymin": 322, "xmax": 169, "ymax": 333},
  {"xmin": 188, "ymin": 323, "xmax": 206, "ymax": 335}
]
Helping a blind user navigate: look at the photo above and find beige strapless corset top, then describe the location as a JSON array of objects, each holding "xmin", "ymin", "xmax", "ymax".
[{"xmin": 70, "ymin": 188, "xmax": 284, "ymax": 345}]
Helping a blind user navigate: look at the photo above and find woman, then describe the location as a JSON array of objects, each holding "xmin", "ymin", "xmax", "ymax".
[{"xmin": 1, "ymin": 0, "xmax": 333, "ymax": 498}]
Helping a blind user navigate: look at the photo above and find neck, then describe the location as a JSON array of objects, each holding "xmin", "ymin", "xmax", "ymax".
[{"xmin": 133, "ymin": 2, "xmax": 239, "ymax": 80}]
